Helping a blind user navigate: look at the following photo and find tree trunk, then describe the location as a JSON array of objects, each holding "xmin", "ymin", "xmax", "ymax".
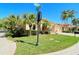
[{"xmin": 29, "ymin": 27, "xmax": 31, "ymax": 36}]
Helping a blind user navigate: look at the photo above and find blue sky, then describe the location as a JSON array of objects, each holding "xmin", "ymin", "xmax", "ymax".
[{"xmin": 0, "ymin": 3, "xmax": 79, "ymax": 24}]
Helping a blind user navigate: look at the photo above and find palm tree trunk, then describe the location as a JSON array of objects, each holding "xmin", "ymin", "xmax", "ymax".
[
  {"xmin": 29, "ymin": 27, "xmax": 31, "ymax": 36},
  {"xmin": 73, "ymin": 26, "xmax": 77, "ymax": 36}
]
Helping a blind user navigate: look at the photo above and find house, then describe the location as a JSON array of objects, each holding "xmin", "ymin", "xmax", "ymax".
[
  {"xmin": 26, "ymin": 24, "xmax": 37, "ymax": 30},
  {"xmin": 26, "ymin": 19, "xmax": 70, "ymax": 34},
  {"xmin": 50, "ymin": 23, "xmax": 62, "ymax": 33},
  {"xmin": 59, "ymin": 24, "xmax": 79, "ymax": 32}
]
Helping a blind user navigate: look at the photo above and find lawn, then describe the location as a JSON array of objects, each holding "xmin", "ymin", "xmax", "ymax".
[{"xmin": 8, "ymin": 34, "xmax": 79, "ymax": 55}]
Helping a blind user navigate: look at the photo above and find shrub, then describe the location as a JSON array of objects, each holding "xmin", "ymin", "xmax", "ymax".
[
  {"xmin": 40, "ymin": 30, "xmax": 50, "ymax": 34},
  {"xmin": 25, "ymin": 30, "xmax": 30, "ymax": 36},
  {"xmin": 12, "ymin": 26, "xmax": 25, "ymax": 37},
  {"xmin": 31, "ymin": 30, "xmax": 37, "ymax": 35},
  {"xmin": 4, "ymin": 15, "xmax": 27, "ymax": 37},
  {"xmin": 5, "ymin": 32, "xmax": 13, "ymax": 37},
  {"xmin": 63, "ymin": 30, "xmax": 72, "ymax": 33}
]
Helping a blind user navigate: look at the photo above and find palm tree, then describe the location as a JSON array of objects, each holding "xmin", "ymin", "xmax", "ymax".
[
  {"xmin": 61, "ymin": 10, "xmax": 75, "ymax": 24},
  {"xmin": 72, "ymin": 18, "xmax": 79, "ymax": 32},
  {"xmin": 4, "ymin": 15, "xmax": 18, "ymax": 36},
  {"xmin": 23, "ymin": 13, "xmax": 36, "ymax": 36},
  {"xmin": 61, "ymin": 10, "xmax": 75, "ymax": 32},
  {"xmin": 4, "ymin": 15, "xmax": 26, "ymax": 37},
  {"xmin": 5, "ymin": 15, "xmax": 17, "ymax": 31},
  {"xmin": 61, "ymin": 10, "xmax": 69, "ymax": 31},
  {"xmin": 68, "ymin": 10, "xmax": 75, "ymax": 19},
  {"xmin": 61, "ymin": 10, "xmax": 69, "ymax": 24}
]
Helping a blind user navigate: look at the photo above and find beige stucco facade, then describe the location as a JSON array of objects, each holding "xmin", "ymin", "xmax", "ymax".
[{"xmin": 50, "ymin": 24, "xmax": 62, "ymax": 33}]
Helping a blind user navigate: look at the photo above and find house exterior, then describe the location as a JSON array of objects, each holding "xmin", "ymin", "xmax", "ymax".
[
  {"xmin": 49, "ymin": 23, "xmax": 62, "ymax": 33},
  {"xmin": 26, "ymin": 19, "xmax": 79, "ymax": 34},
  {"xmin": 25, "ymin": 19, "xmax": 62, "ymax": 33},
  {"xmin": 59, "ymin": 24, "xmax": 72, "ymax": 32},
  {"xmin": 59, "ymin": 24, "xmax": 79, "ymax": 32},
  {"xmin": 26, "ymin": 24, "xmax": 37, "ymax": 30}
]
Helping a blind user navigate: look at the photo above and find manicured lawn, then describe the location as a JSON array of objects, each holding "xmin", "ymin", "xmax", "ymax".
[{"xmin": 8, "ymin": 34, "xmax": 79, "ymax": 55}]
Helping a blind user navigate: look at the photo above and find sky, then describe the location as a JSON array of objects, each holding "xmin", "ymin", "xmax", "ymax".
[{"xmin": 0, "ymin": 3, "xmax": 79, "ymax": 24}]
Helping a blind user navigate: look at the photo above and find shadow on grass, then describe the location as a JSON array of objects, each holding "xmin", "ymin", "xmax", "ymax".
[
  {"xmin": 15, "ymin": 40, "xmax": 36, "ymax": 46},
  {"xmin": 25, "ymin": 42, "xmax": 36, "ymax": 46},
  {"xmin": 15, "ymin": 40, "xmax": 25, "ymax": 43}
]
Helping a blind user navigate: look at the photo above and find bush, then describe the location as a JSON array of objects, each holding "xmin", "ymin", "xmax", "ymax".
[
  {"xmin": 3, "ymin": 15, "xmax": 28, "ymax": 37},
  {"xmin": 5, "ymin": 25, "xmax": 26, "ymax": 37},
  {"xmin": 12, "ymin": 26, "xmax": 25, "ymax": 37},
  {"xmin": 63, "ymin": 30, "xmax": 72, "ymax": 33},
  {"xmin": 40, "ymin": 30, "xmax": 50, "ymax": 34},
  {"xmin": 31, "ymin": 30, "xmax": 37, "ymax": 35},
  {"xmin": 5, "ymin": 32, "xmax": 13, "ymax": 37},
  {"xmin": 25, "ymin": 30, "xmax": 37, "ymax": 35},
  {"xmin": 24, "ymin": 30, "xmax": 30, "ymax": 36}
]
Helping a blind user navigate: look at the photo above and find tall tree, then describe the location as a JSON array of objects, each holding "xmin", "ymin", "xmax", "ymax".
[
  {"xmin": 68, "ymin": 10, "xmax": 75, "ymax": 19},
  {"xmin": 61, "ymin": 10, "xmax": 75, "ymax": 24},
  {"xmin": 61, "ymin": 10, "xmax": 69, "ymax": 24},
  {"xmin": 61, "ymin": 10, "xmax": 75, "ymax": 32},
  {"xmin": 4, "ymin": 15, "xmax": 26, "ymax": 37},
  {"xmin": 23, "ymin": 13, "xmax": 36, "ymax": 36},
  {"xmin": 72, "ymin": 18, "xmax": 79, "ymax": 32}
]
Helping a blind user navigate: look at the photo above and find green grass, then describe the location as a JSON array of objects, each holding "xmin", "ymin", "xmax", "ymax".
[{"xmin": 8, "ymin": 34, "xmax": 79, "ymax": 55}]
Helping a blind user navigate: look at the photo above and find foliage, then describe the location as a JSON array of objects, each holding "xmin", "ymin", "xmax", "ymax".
[
  {"xmin": 23, "ymin": 13, "xmax": 36, "ymax": 36},
  {"xmin": 72, "ymin": 18, "xmax": 79, "ymax": 32},
  {"xmin": 72, "ymin": 18, "xmax": 79, "ymax": 26},
  {"xmin": 2, "ymin": 13, "xmax": 36, "ymax": 37},
  {"xmin": 4, "ymin": 15, "xmax": 26, "ymax": 37},
  {"xmin": 0, "ymin": 19, "xmax": 5, "ymax": 29},
  {"xmin": 42, "ymin": 19, "xmax": 50, "ymax": 31},
  {"xmin": 61, "ymin": 10, "xmax": 76, "ymax": 33},
  {"xmin": 61, "ymin": 10, "xmax": 75, "ymax": 24}
]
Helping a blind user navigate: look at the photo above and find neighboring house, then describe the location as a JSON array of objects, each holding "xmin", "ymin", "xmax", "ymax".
[
  {"xmin": 50, "ymin": 23, "xmax": 62, "ymax": 33},
  {"xmin": 60, "ymin": 24, "xmax": 71, "ymax": 32},
  {"xmin": 59, "ymin": 24, "xmax": 79, "ymax": 32},
  {"xmin": 53, "ymin": 24, "xmax": 62, "ymax": 33},
  {"xmin": 77, "ymin": 26, "xmax": 79, "ymax": 31}
]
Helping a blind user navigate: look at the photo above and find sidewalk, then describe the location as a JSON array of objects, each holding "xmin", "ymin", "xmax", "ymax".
[
  {"xmin": 0, "ymin": 32, "xmax": 16, "ymax": 55},
  {"xmin": 58, "ymin": 32, "xmax": 79, "ymax": 37}
]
